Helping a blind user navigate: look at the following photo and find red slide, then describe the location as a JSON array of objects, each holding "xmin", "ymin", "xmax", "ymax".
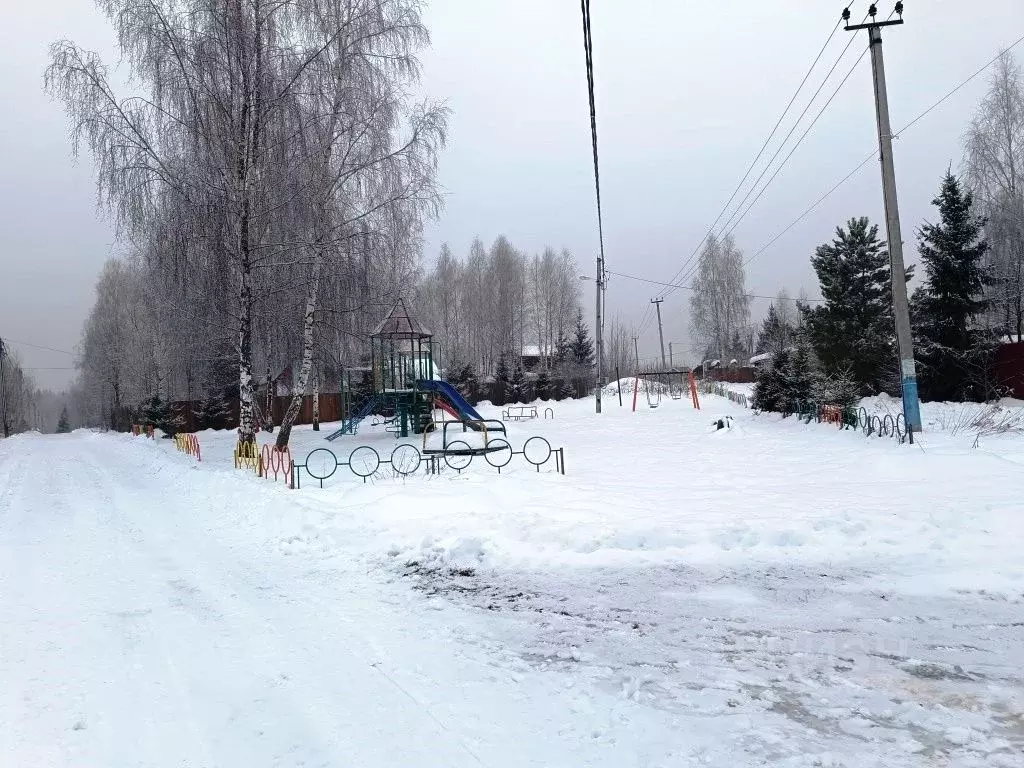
[
  {"xmin": 435, "ymin": 398, "xmax": 462, "ymax": 421},
  {"xmin": 434, "ymin": 396, "xmax": 484, "ymax": 431}
]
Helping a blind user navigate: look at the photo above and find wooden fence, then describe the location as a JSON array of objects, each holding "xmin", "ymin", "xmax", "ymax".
[{"xmin": 170, "ymin": 393, "xmax": 345, "ymax": 433}]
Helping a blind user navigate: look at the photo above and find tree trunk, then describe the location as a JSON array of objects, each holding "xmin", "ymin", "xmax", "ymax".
[
  {"xmin": 276, "ymin": 258, "xmax": 322, "ymax": 449},
  {"xmin": 311, "ymin": 363, "xmax": 320, "ymax": 431},
  {"xmin": 237, "ymin": 257, "xmax": 256, "ymax": 444}
]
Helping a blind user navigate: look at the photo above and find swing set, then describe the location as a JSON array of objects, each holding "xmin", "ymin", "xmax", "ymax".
[{"xmin": 630, "ymin": 369, "xmax": 701, "ymax": 412}]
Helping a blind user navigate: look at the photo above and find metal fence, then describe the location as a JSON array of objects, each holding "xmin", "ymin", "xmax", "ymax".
[
  {"xmin": 293, "ymin": 436, "xmax": 566, "ymax": 488},
  {"xmin": 701, "ymin": 382, "xmax": 907, "ymax": 444}
]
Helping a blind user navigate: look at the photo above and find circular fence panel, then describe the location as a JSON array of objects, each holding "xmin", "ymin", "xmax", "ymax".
[
  {"xmin": 444, "ymin": 440, "xmax": 474, "ymax": 471},
  {"xmin": 390, "ymin": 444, "xmax": 422, "ymax": 476},
  {"xmin": 858, "ymin": 407, "xmax": 870, "ymax": 435},
  {"xmin": 882, "ymin": 414, "xmax": 895, "ymax": 438},
  {"xmin": 304, "ymin": 448, "xmax": 339, "ymax": 482},
  {"xmin": 348, "ymin": 446, "xmax": 381, "ymax": 478},
  {"xmin": 484, "ymin": 438, "xmax": 513, "ymax": 469},
  {"xmin": 523, "ymin": 436, "xmax": 552, "ymax": 468},
  {"xmin": 895, "ymin": 413, "xmax": 907, "ymax": 442}
]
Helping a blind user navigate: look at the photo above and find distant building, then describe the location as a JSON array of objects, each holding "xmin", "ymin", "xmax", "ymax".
[{"xmin": 520, "ymin": 344, "xmax": 553, "ymax": 372}]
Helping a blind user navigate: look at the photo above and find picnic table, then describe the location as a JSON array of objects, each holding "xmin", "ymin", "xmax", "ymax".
[{"xmin": 501, "ymin": 405, "xmax": 538, "ymax": 421}]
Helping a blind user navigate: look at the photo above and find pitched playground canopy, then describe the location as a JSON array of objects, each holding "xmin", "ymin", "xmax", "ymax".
[{"xmin": 371, "ymin": 298, "xmax": 432, "ymax": 339}]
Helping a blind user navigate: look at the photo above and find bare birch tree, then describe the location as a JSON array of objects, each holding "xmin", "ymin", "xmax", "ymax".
[
  {"xmin": 964, "ymin": 50, "xmax": 1024, "ymax": 338},
  {"xmin": 689, "ymin": 233, "xmax": 752, "ymax": 361}
]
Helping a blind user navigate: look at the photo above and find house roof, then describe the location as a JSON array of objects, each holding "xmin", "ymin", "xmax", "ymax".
[
  {"xmin": 371, "ymin": 298, "xmax": 433, "ymax": 339},
  {"xmin": 521, "ymin": 344, "xmax": 553, "ymax": 357}
]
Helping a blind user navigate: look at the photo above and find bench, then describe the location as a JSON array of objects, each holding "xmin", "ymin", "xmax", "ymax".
[{"xmin": 501, "ymin": 405, "xmax": 538, "ymax": 421}]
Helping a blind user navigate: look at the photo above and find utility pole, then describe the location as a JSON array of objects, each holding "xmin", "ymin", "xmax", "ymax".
[
  {"xmin": 650, "ymin": 298, "xmax": 667, "ymax": 370},
  {"xmin": 632, "ymin": 335, "xmax": 640, "ymax": 372},
  {"xmin": 669, "ymin": 342, "xmax": 674, "ymax": 369},
  {"xmin": 595, "ymin": 253, "xmax": 605, "ymax": 413},
  {"xmin": 0, "ymin": 337, "xmax": 7, "ymax": 438},
  {"xmin": 845, "ymin": 2, "xmax": 921, "ymax": 439}
]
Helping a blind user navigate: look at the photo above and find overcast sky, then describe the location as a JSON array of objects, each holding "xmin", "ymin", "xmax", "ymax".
[{"xmin": 2, "ymin": 0, "xmax": 1022, "ymax": 388}]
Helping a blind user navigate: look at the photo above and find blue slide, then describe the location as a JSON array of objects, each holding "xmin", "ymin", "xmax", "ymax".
[{"xmin": 417, "ymin": 379, "xmax": 484, "ymax": 422}]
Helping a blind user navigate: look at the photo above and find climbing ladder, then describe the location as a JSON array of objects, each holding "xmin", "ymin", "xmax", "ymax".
[{"xmin": 325, "ymin": 395, "xmax": 380, "ymax": 441}]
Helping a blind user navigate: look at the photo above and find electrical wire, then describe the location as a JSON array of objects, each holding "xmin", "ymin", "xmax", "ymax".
[
  {"xmin": 721, "ymin": 43, "xmax": 870, "ymax": 242},
  {"xmin": 607, "ymin": 269, "xmax": 823, "ymax": 302},
  {"xmin": 2, "ymin": 338, "xmax": 75, "ymax": 356},
  {"xmin": 580, "ymin": 0, "xmax": 607, "ymax": 295},
  {"xmin": 654, "ymin": 4, "xmax": 857, "ymax": 299},
  {"xmin": 741, "ymin": 32, "xmax": 1024, "ymax": 270},
  {"xmin": 709, "ymin": 11, "xmax": 869, "ymax": 251},
  {"xmin": 628, "ymin": 31, "xmax": 1024, "ymax": 331}
]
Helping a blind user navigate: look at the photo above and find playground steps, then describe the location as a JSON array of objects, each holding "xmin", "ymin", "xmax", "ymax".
[{"xmin": 325, "ymin": 395, "xmax": 379, "ymax": 441}]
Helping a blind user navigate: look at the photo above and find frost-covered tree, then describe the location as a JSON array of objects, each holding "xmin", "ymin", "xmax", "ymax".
[
  {"xmin": 690, "ymin": 233, "xmax": 751, "ymax": 360},
  {"xmin": 963, "ymin": 51, "xmax": 1024, "ymax": 339},
  {"xmin": 47, "ymin": 0, "xmax": 446, "ymax": 448},
  {"xmin": 911, "ymin": 172, "xmax": 994, "ymax": 402}
]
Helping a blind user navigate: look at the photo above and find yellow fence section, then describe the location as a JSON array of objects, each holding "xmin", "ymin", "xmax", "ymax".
[
  {"xmin": 234, "ymin": 440, "xmax": 261, "ymax": 472},
  {"xmin": 174, "ymin": 433, "xmax": 202, "ymax": 461}
]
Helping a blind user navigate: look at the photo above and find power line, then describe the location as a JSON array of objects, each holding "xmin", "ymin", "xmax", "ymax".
[
  {"xmin": 741, "ymin": 32, "xmax": 1024, "ymax": 270},
  {"xmin": 2, "ymin": 337, "xmax": 75, "ymax": 356},
  {"xmin": 631, "ymin": 31, "xmax": 1023, "ymax": 337},
  {"xmin": 580, "ymin": 0, "xmax": 607, "ymax": 413},
  {"xmin": 608, "ymin": 269, "xmax": 823, "ymax": 302},
  {"xmin": 710, "ymin": 11, "xmax": 870, "ymax": 244},
  {"xmin": 655, "ymin": 5, "xmax": 856, "ymax": 297},
  {"xmin": 721, "ymin": 43, "xmax": 871, "ymax": 241}
]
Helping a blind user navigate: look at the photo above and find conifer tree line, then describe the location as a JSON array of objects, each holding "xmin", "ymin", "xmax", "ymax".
[
  {"xmin": 751, "ymin": 51, "xmax": 1023, "ymax": 411},
  {"xmin": 51, "ymin": 0, "xmax": 447, "ymax": 447}
]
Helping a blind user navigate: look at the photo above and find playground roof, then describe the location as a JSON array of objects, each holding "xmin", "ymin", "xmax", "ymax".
[{"xmin": 371, "ymin": 298, "xmax": 433, "ymax": 339}]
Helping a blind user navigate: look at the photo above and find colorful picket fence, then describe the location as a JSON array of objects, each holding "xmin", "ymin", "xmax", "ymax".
[
  {"xmin": 173, "ymin": 433, "xmax": 201, "ymax": 461},
  {"xmin": 258, "ymin": 444, "xmax": 294, "ymax": 488},
  {"xmin": 234, "ymin": 440, "xmax": 261, "ymax": 472},
  {"xmin": 131, "ymin": 424, "xmax": 155, "ymax": 438}
]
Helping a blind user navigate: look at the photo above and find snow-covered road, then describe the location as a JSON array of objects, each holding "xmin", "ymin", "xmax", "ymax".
[
  {"xmin": 3, "ymin": 396, "xmax": 1024, "ymax": 766},
  {"xmin": 0, "ymin": 433, "xmax": 649, "ymax": 767}
]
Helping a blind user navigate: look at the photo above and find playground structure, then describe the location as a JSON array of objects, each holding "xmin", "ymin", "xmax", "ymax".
[
  {"xmin": 631, "ymin": 370, "xmax": 701, "ymax": 411},
  {"xmin": 327, "ymin": 299, "xmax": 492, "ymax": 442}
]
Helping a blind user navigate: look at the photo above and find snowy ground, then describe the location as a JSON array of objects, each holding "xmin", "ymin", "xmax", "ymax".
[{"xmin": 2, "ymin": 392, "xmax": 1023, "ymax": 766}]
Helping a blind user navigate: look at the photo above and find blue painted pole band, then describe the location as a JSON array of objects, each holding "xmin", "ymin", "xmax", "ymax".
[{"xmin": 901, "ymin": 376, "xmax": 922, "ymax": 433}]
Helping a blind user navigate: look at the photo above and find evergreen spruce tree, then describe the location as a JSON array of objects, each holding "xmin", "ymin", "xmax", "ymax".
[
  {"xmin": 493, "ymin": 353, "xmax": 511, "ymax": 406},
  {"xmin": 785, "ymin": 344, "xmax": 815, "ymax": 411},
  {"xmin": 139, "ymin": 395, "xmax": 182, "ymax": 437},
  {"xmin": 457, "ymin": 363, "xmax": 480, "ymax": 405},
  {"xmin": 568, "ymin": 310, "xmax": 595, "ymax": 396},
  {"xmin": 752, "ymin": 349, "xmax": 789, "ymax": 413},
  {"xmin": 911, "ymin": 171, "xmax": 993, "ymax": 402},
  {"xmin": 508, "ymin": 365, "xmax": 529, "ymax": 404},
  {"xmin": 196, "ymin": 390, "xmax": 231, "ymax": 430},
  {"xmin": 813, "ymin": 366, "xmax": 860, "ymax": 412},
  {"xmin": 56, "ymin": 406, "xmax": 71, "ymax": 434},
  {"xmin": 802, "ymin": 217, "xmax": 900, "ymax": 394},
  {"xmin": 535, "ymin": 368, "xmax": 552, "ymax": 400},
  {"xmin": 756, "ymin": 304, "xmax": 793, "ymax": 354}
]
